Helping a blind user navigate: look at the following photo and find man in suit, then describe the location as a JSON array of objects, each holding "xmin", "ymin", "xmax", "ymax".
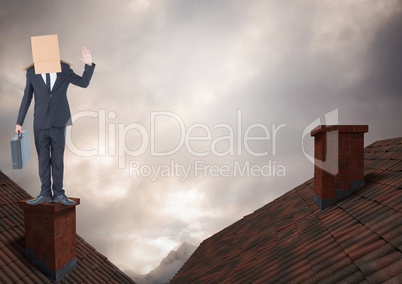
[{"xmin": 16, "ymin": 46, "xmax": 96, "ymax": 205}]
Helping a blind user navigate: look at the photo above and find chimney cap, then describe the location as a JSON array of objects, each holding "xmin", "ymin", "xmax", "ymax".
[
  {"xmin": 18, "ymin": 198, "xmax": 80, "ymax": 212},
  {"xmin": 311, "ymin": 125, "xmax": 368, "ymax": 137}
]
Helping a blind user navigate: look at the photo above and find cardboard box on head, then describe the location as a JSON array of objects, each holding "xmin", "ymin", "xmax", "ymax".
[{"xmin": 31, "ymin": 34, "xmax": 61, "ymax": 74}]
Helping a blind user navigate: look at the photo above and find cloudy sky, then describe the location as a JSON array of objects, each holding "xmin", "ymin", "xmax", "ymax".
[{"xmin": 1, "ymin": 0, "xmax": 401, "ymax": 274}]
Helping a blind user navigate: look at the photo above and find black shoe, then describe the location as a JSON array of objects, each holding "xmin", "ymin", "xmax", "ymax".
[
  {"xmin": 26, "ymin": 196, "xmax": 53, "ymax": 205},
  {"xmin": 53, "ymin": 195, "xmax": 77, "ymax": 206}
]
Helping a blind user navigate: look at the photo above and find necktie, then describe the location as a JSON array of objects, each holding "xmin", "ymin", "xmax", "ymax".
[{"xmin": 46, "ymin": 73, "xmax": 51, "ymax": 91}]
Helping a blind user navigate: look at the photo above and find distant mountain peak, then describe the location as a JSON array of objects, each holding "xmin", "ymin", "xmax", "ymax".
[{"xmin": 129, "ymin": 242, "xmax": 198, "ymax": 284}]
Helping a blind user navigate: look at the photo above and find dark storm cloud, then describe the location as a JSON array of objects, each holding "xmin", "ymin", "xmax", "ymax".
[{"xmin": 362, "ymin": 6, "xmax": 402, "ymax": 97}]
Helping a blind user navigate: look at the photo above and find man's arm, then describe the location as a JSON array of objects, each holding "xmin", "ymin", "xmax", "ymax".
[
  {"xmin": 16, "ymin": 71, "xmax": 34, "ymax": 133},
  {"xmin": 69, "ymin": 47, "xmax": 95, "ymax": 87}
]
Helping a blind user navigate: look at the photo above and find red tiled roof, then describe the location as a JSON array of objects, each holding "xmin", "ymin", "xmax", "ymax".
[
  {"xmin": 0, "ymin": 170, "xmax": 135, "ymax": 283},
  {"xmin": 172, "ymin": 137, "xmax": 402, "ymax": 283}
]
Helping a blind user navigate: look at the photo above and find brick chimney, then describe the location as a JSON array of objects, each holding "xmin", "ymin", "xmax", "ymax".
[
  {"xmin": 18, "ymin": 199, "xmax": 80, "ymax": 281},
  {"xmin": 310, "ymin": 125, "xmax": 368, "ymax": 209}
]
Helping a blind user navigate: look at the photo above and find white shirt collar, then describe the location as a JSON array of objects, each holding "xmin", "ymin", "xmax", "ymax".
[{"xmin": 40, "ymin": 73, "xmax": 57, "ymax": 91}]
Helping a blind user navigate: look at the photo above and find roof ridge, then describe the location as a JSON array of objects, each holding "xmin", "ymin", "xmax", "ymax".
[{"xmin": 366, "ymin": 137, "xmax": 402, "ymax": 148}]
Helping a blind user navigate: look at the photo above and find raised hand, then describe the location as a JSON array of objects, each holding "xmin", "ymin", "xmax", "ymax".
[{"xmin": 80, "ymin": 47, "xmax": 93, "ymax": 66}]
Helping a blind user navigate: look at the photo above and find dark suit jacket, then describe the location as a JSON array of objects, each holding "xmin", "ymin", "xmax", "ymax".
[{"xmin": 17, "ymin": 62, "xmax": 96, "ymax": 129}]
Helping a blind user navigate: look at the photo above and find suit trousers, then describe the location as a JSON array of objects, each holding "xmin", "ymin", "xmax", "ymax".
[{"xmin": 34, "ymin": 127, "xmax": 66, "ymax": 197}]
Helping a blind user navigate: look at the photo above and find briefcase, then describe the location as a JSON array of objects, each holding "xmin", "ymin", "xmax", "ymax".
[{"xmin": 10, "ymin": 130, "xmax": 31, "ymax": 169}]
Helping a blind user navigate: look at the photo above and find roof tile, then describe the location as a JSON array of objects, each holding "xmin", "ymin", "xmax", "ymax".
[
  {"xmin": 384, "ymin": 274, "xmax": 402, "ymax": 284},
  {"xmin": 0, "ymin": 269, "xmax": 14, "ymax": 284},
  {"xmin": 366, "ymin": 258, "xmax": 402, "ymax": 283},
  {"xmin": 319, "ymin": 264, "xmax": 360, "ymax": 284},
  {"xmin": 314, "ymin": 256, "xmax": 352, "ymax": 281},
  {"xmin": 348, "ymin": 239, "xmax": 387, "ymax": 262}
]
